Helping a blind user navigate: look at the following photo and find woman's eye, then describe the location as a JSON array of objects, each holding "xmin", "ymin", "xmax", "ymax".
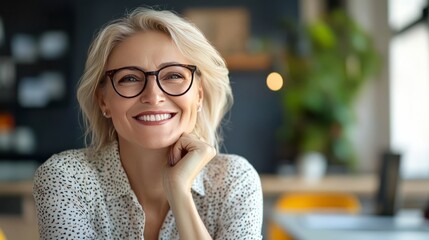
[
  {"xmin": 166, "ymin": 73, "xmax": 184, "ymax": 80},
  {"xmin": 119, "ymin": 75, "xmax": 140, "ymax": 83}
]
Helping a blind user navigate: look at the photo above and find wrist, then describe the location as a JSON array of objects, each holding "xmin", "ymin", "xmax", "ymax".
[{"xmin": 163, "ymin": 178, "xmax": 192, "ymax": 201}]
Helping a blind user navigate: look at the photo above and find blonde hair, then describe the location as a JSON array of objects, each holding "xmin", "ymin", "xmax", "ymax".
[{"xmin": 77, "ymin": 8, "xmax": 233, "ymax": 151}]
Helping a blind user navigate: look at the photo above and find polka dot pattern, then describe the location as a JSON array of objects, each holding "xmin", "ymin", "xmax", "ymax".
[{"xmin": 33, "ymin": 141, "xmax": 263, "ymax": 239}]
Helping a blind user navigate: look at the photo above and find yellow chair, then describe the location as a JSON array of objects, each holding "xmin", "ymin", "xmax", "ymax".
[
  {"xmin": 0, "ymin": 228, "xmax": 6, "ymax": 240},
  {"xmin": 267, "ymin": 192, "xmax": 361, "ymax": 240}
]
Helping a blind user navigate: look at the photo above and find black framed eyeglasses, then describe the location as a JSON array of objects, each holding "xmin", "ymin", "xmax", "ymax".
[{"xmin": 105, "ymin": 63, "xmax": 197, "ymax": 98}]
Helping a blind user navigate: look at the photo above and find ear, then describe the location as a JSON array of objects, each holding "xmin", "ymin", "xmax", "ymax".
[
  {"xmin": 197, "ymin": 84, "xmax": 204, "ymax": 107},
  {"xmin": 96, "ymin": 88, "xmax": 108, "ymax": 114}
]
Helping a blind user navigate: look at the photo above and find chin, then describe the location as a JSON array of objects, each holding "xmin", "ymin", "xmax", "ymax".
[{"xmin": 140, "ymin": 135, "xmax": 180, "ymax": 150}]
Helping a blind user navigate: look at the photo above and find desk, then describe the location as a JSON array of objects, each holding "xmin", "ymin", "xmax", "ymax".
[
  {"xmin": 274, "ymin": 210, "xmax": 429, "ymax": 240},
  {"xmin": 260, "ymin": 174, "xmax": 429, "ymax": 199},
  {"xmin": 0, "ymin": 181, "xmax": 38, "ymax": 240}
]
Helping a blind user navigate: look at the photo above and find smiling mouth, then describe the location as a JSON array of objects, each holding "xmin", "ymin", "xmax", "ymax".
[{"xmin": 134, "ymin": 113, "xmax": 174, "ymax": 122}]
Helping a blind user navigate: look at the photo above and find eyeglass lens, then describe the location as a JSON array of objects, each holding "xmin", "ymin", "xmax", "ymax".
[{"xmin": 111, "ymin": 65, "xmax": 194, "ymax": 97}]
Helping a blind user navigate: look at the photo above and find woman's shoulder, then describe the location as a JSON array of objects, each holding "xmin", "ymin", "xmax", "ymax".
[
  {"xmin": 211, "ymin": 153, "xmax": 256, "ymax": 169},
  {"xmin": 34, "ymin": 147, "xmax": 95, "ymax": 179},
  {"xmin": 204, "ymin": 153, "xmax": 260, "ymax": 183},
  {"xmin": 200, "ymin": 154, "xmax": 262, "ymax": 211}
]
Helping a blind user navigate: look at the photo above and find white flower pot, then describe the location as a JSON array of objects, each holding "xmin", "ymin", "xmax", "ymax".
[{"xmin": 298, "ymin": 151, "xmax": 327, "ymax": 182}]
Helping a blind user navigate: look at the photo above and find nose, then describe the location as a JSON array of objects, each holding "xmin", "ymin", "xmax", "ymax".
[{"xmin": 139, "ymin": 75, "xmax": 165, "ymax": 104}]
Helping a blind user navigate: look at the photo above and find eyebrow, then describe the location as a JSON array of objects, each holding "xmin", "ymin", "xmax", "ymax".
[
  {"xmin": 157, "ymin": 61, "xmax": 185, "ymax": 69},
  {"xmin": 107, "ymin": 62, "xmax": 190, "ymax": 72}
]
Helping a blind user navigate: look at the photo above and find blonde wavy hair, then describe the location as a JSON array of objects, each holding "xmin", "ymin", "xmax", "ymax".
[{"xmin": 77, "ymin": 8, "xmax": 233, "ymax": 152}]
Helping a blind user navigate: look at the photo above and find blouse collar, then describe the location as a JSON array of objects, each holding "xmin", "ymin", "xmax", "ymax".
[{"xmin": 93, "ymin": 140, "xmax": 206, "ymax": 200}]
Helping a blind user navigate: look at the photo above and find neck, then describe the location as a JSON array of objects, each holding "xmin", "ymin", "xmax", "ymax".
[{"xmin": 118, "ymin": 139, "xmax": 169, "ymax": 205}]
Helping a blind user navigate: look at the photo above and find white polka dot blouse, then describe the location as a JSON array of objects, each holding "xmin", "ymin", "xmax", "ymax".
[{"xmin": 33, "ymin": 141, "xmax": 263, "ymax": 239}]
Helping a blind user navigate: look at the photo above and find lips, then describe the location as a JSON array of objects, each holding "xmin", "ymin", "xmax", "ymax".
[{"xmin": 133, "ymin": 112, "xmax": 176, "ymax": 122}]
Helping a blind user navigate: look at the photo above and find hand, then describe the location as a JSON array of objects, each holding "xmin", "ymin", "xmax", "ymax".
[
  {"xmin": 162, "ymin": 133, "xmax": 216, "ymax": 239},
  {"xmin": 163, "ymin": 133, "xmax": 216, "ymax": 198}
]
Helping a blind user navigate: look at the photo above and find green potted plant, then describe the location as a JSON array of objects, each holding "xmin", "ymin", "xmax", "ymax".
[{"xmin": 277, "ymin": 9, "xmax": 380, "ymax": 172}]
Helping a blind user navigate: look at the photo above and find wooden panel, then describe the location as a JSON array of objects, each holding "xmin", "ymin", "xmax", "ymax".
[{"xmin": 184, "ymin": 7, "xmax": 249, "ymax": 55}]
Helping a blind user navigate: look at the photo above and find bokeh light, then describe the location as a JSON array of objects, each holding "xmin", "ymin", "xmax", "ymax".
[{"xmin": 266, "ymin": 72, "xmax": 283, "ymax": 91}]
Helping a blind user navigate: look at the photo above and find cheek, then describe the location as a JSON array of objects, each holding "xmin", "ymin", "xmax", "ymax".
[
  {"xmin": 179, "ymin": 97, "xmax": 199, "ymax": 132},
  {"xmin": 110, "ymin": 107, "xmax": 130, "ymax": 133},
  {"xmin": 184, "ymin": 107, "xmax": 198, "ymax": 133},
  {"xmin": 106, "ymin": 94, "xmax": 134, "ymax": 126}
]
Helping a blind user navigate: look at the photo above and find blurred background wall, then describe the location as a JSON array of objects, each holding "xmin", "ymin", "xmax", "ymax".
[
  {"xmin": 0, "ymin": 0, "xmax": 299, "ymax": 174},
  {"xmin": 0, "ymin": 0, "xmax": 428, "ymax": 177}
]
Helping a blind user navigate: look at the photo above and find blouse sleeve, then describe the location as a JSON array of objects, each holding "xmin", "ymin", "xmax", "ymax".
[
  {"xmin": 33, "ymin": 159, "xmax": 97, "ymax": 239},
  {"xmin": 216, "ymin": 157, "xmax": 264, "ymax": 240}
]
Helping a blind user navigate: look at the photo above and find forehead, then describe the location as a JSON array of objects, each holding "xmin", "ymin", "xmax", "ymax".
[{"xmin": 106, "ymin": 30, "xmax": 189, "ymax": 70}]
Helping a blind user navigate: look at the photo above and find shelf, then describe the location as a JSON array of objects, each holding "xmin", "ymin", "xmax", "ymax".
[
  {"xmin": 260, "ymin": 174, "xmax": 429, "ymax": 200},
  {"xmin": 224, "ymin": 52, "xmax": 271, "ymax": 71}
]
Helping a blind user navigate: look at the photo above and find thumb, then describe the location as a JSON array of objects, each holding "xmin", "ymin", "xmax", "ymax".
[{"xmin": 169, "ymin": 143, "xmax": 186, "ymax": 166}]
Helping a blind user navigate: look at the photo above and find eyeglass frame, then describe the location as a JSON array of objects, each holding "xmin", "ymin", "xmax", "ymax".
[{"xmin": 105, "ymin": 63, "xmax": 198, "ymax": 98}]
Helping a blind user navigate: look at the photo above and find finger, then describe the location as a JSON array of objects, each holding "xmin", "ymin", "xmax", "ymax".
[
  {"xmin": 169, "ymin": 142, "xmax": 184, "ymax": 166},
  {"xmin": 169, "ymin": 134, "xmax": 193, "ymax": 166},
  {"xmin": 169, "ymin": 133, "xmax": 208, "ymax": 166}
]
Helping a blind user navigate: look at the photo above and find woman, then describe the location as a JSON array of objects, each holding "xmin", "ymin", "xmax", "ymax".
[{"xmin": 33, "ymin": 7, "xmax": 263, "ymax": 239}]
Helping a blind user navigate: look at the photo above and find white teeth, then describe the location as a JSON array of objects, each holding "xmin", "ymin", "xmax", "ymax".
[{"xmin": 138, "ymin": 113, "xmax": 172, "ymax": 122}]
